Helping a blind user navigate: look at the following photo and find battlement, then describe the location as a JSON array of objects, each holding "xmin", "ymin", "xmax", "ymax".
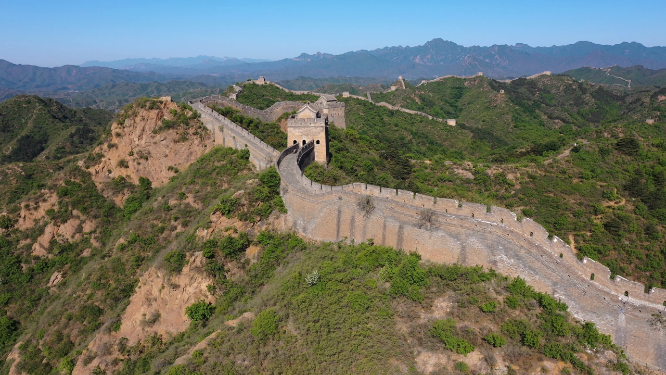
[
  {"xmin": 288, "ymin": 117, "xmax": 327, "ymax": 127},
  {"xmin": 189, "ymin": 98, "xmax": 280, "ymax": 170},
  {"xmin": 199, "ymin": 95, "xmax": 303, "ymax": 123}
]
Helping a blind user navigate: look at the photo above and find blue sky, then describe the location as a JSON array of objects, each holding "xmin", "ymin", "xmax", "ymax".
[{"xmin": 2, "ymin": 0, "xmax": 664, "ymax": 67}]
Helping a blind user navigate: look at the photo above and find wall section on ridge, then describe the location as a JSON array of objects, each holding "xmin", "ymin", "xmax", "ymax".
[
  {"xmin": 200, "ymin": 95, "xmax": 303, "ymax": 123},
  {"xmin": 275, "ymin": 147, "xmax": 666, "ymax": 372},
  {"xmin": 190, "ymin": 99, "xmax": 279, "ymax": 170}
]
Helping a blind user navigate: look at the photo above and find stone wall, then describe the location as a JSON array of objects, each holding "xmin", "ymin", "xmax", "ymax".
[
  {"xmin": 200, "ymin": 95, "xmax": 303, "ymax": 123},
  {"xmin": 323, "ymin": 106, "xmax": 346, "ymax": 128},
  {"xmin": 275, "ymin": 146, "xmax": 666, "ymax": 372},
  {"xmin": 189, "ymin": 99, "xmax": 279, "ymax": 170}
]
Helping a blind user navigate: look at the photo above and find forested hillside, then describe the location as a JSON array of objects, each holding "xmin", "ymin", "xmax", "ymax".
[
  {"xmin": 0, "ymin": 95, "xmax": 113, "ymax": 164},
  {"xmin": 235, "ymin": 76, "xmax": 666, "ymax": 291},
  {"xmin": 0, "ymin": 96, "xmax": 644, "ymax": 374}
]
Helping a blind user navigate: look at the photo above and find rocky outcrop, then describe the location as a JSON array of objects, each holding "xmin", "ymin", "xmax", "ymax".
[
  {"xmin": 31, "ymin": 211, "xmax": 97, "ymax": 257},
  {"xmin": 72, "ymin": 252, "xmax": 213, "ymax": 375},
  {"xmin": 85, "ymin": 97, "xmax": 214, "ymax": 194}
]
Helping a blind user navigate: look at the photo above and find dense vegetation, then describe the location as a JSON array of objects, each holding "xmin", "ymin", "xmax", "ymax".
[
  {"xmin": 162, "ymin": 239, "xmax": 627, "ymax": 374},
  {"xmin": 0, "ymin": 140, "xmax": 287, "ymax": 374},
  {"xmin": 233, "ymin": 82, "xmax": 318, "ymax": 110},
  {"xmin": 0, "ymin": 95, "xmax": 113, "ymax": 164}
]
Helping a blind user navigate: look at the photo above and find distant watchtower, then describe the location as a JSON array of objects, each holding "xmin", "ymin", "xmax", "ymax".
[{"xmin": 313, "ymin": 94, "xmax": 346, "ymax": 128}]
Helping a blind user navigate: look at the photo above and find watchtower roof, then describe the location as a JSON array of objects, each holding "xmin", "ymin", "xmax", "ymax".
[
  {"xmin": 295, "ymin": 103, "xmax": 318, "ymax": 118},
  {"xmin": 320, "ymin": 94, "xmax": 337, "ymax": 102}
]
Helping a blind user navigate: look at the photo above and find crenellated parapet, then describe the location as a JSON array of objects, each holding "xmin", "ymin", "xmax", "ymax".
[{"xmin": 280, "ymin": 167, "xmax": 666, "ymax": 304}]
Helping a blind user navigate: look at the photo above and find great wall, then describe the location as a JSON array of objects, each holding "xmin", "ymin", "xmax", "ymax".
[
  {"xmin": 235, "ymin": 77, "xmax": 456, "ymax": 125},
  {"xmin": 190, "ymin": 92, "xmax": 666, "ymax": 372}
]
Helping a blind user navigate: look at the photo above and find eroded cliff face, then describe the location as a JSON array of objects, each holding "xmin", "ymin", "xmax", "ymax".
[
  {"xmin": 85, "ymin": 97, "xmax": 215, "ymax": 202},
  {"xmin": 72, "ymin": 252, "xmax": 213, "ymax": 375},
  {"xmin": 15, "ymin": 189, "xmax": 101, "ymax": 258}
]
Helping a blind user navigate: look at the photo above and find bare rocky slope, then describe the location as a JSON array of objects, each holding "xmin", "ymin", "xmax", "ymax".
[{"xmin": 85, "ymin": 97, "xmax": 215, "ymax": 203}]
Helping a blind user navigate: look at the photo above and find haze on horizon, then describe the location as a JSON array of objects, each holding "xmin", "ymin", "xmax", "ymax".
[{"xmin": 1, "ymin": 0, "xmax": 665, "ymax": 67}]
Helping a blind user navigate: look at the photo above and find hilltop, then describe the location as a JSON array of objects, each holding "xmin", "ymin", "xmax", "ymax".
[{"xmin": 0, "ymin": 95, "xmax": 113, "ymax": 164}]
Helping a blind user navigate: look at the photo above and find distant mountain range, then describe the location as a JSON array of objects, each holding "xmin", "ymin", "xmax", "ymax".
[
  {"xmin": 69, "ymin": 39, "xmax": 666, "ymax": 81},
  {"xmin": 80, "ymin": 55, "xmax": 272, "ymax": 74},
  {"xmin": 0, "ymin": 59, "xmax": 169, "ymax": 91},
  {"xmin": 3, "ymin": 39, "xmax": 666, "ymax": 104},
  {"xmin": 241, "ymin": 39, "xmax": 666, "ymax": 80}
]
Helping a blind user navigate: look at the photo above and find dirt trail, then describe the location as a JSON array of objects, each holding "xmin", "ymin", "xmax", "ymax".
[
  {"xmin": 569, "ymin": 234, "xmax": 578, "ymax": 253},
  {"xmin": 603, "ymin": 189, "xmax": 626, "ymax": 207},
  {"xmin": 544, "ymin": 140, "xmax": 589, "ymax": 165}
]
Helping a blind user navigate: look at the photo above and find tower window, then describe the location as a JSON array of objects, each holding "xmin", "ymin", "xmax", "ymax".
[
  {"xmin": 293, "ymin": 140, "xmax": 297, "ymax": 144},
  {"xmin": 316, "ymin": 140, "xmax": 320, "ymax": 144},
  {"xmin": 302, "ymin": 140, "xmax": 306, "ymax": 145}
]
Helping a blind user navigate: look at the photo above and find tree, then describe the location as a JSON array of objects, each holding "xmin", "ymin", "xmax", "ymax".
[{"xmin": 185, "ymin": 300, "xmax": 212, "ymax": 321}]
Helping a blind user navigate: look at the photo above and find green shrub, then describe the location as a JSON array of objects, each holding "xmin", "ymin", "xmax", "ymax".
[
  {"xmin": 0, "ymin": 315, "xmax": 19, "ymax": 349},
  {"xmin": 505, "ymin": 295, "xmax": 520, "ymax": 309},
  {"xmin": 389, "ymin": 252, "xmax": 427, "ymax": 301},
  {"xmin": 202, "ymin": 239, "xmax": 217, "ymax": 259},
  {"xmin": 214, "ymin": 195, "xmax": 238, "ymax": 216},
  {"xmin": 522, "ymin": 329, "xmax": 542, "ymax": 348},
  {"xmin": 259, "ymin": 167, "xmax": 281, "ymax": 193},
  {"xmin": 483, "ymin": 333, "xmax": 506, "ymax": 347},
  {"xmin": 430, "ymin": 318, "xmax": 475, "ymax": 356},
  {"xmin": 237, "ymin": 149, "xmax": 250, "ymax": 160},
  {"xmin": 541, "ymin": 312, "xmax": 570, "ymax": 336},
  {"xmin": 185, "ymin": 300, "xmax": 212, "ymax": 321},
  {"xmin": 480, "ymin": 301, "xmax": 497, "ymax": 313},
  {"xmin": 612, "ymin": 361, "xmax": 631, "ymax": 375},
  {"xmin": 164, "ymin": 250, "xmax": 188, "ymax": 273},
  {"xmin": 0, "ymin": 215, "xmax": 15, "ymax": 230},
  {"xmin": 220, "ymin": 232, "xmax": 250, "ymax": 259},
  {"xmin": 542, "ymin": 342, "xmax": 567, "ymax": 359},
  {"xmin": 454, "ymin": 361, "xmax": 469, "ymax": 372},
  {"xmin": 251, "ymin": 308, "xmax": 280, "ymax": 341}
]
